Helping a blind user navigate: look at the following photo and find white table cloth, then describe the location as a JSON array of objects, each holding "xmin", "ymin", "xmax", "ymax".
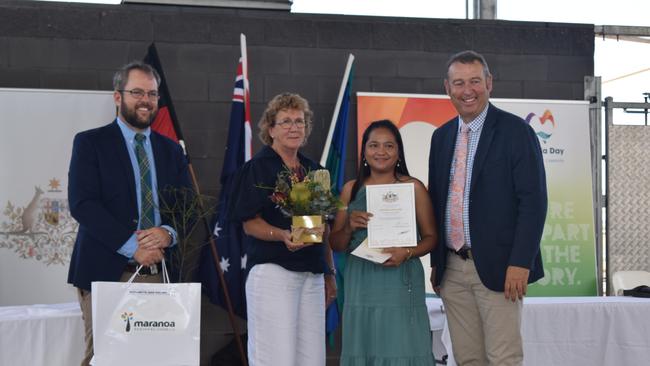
[
  {"xmin": 0, "ymin": 302, "xmax": 84, "ymax": 366},
  {"xmin": 426, "ymin": 297, "xmax": 447, "ymax": 362},
  {"xmin": 427, "ymin": 296, "xmax": 650, "ymax": 366}
]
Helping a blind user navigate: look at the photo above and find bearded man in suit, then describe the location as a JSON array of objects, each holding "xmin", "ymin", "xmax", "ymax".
[{"xmin": 67, "ymin": 61, "xmax": 191, "ymax": 366}]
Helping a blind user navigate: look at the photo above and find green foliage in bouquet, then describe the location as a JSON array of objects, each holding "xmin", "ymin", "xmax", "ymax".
[{"xmin": 268, "ymin": 168, "xmax": 342, "ymax": 218}]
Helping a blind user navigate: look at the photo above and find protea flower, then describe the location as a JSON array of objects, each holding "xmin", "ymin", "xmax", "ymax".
[{"xmin": 311, "ymin": 169, "xmax": 331, "ymax": 192}]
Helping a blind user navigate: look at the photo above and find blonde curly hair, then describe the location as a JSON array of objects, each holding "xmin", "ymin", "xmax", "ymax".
[{"xmin": 258, "ymin": 92, "xmax": 313, "ymax": 146}]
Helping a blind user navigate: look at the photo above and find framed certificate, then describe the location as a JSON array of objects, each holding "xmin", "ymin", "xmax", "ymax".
[{"xmin": 366, "ymin": 182, "xmax": 417, "ymax": 248}]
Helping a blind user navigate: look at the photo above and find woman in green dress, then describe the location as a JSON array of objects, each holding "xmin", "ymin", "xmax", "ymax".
[{"xmin": 330, "ymin": 119, "xmax": 438, "ymax": 365}]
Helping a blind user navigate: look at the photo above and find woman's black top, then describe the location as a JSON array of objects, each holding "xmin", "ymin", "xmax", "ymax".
[{"xmin": 229, "ymin": 145, "xmax": 326, "ymax": 274}]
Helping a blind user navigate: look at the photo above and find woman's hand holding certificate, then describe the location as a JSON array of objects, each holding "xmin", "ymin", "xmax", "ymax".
[
  {"xmin": 365, "ymin": 183, "xmax": 417, "ymax": 248},
  {"xmin": 346, "ymin": 210, "xmax": 373, "ymax": 232}
]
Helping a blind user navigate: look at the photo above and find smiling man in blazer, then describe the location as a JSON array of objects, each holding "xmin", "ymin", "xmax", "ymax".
[
  {"xmin": 67, "ymin": 61, "xmax": 191, "ymax": 366},
  {"xmin": 428, "ymin": 50, "xmax": 547, "ymax": 366}
]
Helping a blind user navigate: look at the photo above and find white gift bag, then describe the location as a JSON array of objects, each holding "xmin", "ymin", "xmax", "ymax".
[{"xmin": 91, "ymin": 260, "xmax": 200, "ymax": 366}]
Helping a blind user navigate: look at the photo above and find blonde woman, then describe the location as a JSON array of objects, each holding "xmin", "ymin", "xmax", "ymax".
[{"xmin": 229, "ymin": 93, "xmax": 336, "ymax": 366}]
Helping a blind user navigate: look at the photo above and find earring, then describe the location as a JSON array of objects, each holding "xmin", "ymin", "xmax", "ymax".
[
  {"xmin": 363, "ymin": 159, "xmax": 368, "ymax": 167},
  {"xmin": 397, "ymin": 160, "xmax": 401, "ymax": 168}
]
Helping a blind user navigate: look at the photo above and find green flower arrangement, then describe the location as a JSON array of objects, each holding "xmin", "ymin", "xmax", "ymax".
[{"xmin": 269, "ymin": 168, "xmax": 341, "ymax": 219}]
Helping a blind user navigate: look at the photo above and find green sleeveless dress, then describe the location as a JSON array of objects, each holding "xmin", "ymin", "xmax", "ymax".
[{"xmin": 340, "ymin": 186, "xmax": 434, "ymax": 366}]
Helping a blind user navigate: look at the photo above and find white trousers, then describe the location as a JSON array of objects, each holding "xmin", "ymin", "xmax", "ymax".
[{"xmin": 246, "ymin": 263, "xmax": 325, "ymax": 366}]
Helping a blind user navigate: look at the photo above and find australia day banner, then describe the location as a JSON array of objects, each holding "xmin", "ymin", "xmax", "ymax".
[
  {"xmin": 357, "ymin": 92, "xmax": 597, "ymax": 296},
  {"xmin": 0, "ymin": 88, "xmax": 114, "ymax": 305}
]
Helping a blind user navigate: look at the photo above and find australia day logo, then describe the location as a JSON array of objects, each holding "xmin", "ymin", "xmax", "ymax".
[
  {"xmin": 525, "ymin": 109, "xmax": 555, "ymax": 144},
  {"xmin": 525, "ymin": 109, "xmax": 565, "ymax": 158}
]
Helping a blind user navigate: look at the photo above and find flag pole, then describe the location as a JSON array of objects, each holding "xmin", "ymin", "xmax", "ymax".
[
  {"xmin": 198, "ymin": 35, "xmax": 249, "ymax": 366},
  {"xmin": 241, "ymin": 34, "xmax": 253, "ymax": 161},
  {"xmin": 203, "ymin": 212, "xmax": 247, "ymax": 365},
  {"xmin": 191, "ymin": 172, "xmax": 247, "ymax": 366},
  {"xmin": 320, "ymin": 54, "xmax": 355, "ymax": 166},
  {"xmin": 145, "ymin": 43, "xmax": 247, "ymax": 366},
  {"xmin": 166, "ymin": 89, "xmax": 249, "ymax": 366},
  {"xmin": 320, "ymin": 54, "xmax": 355, "ymax": 340}
]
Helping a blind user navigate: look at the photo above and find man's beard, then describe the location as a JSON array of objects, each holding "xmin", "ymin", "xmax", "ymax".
[{"xmin": 121, "ymin": 99, "xmax": 158, "ymax": 130}]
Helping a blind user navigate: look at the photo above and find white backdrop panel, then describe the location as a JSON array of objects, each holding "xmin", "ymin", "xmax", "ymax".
[{"xmin": 0, "ymin": 88, "xmax": 114, "ymax": 306}]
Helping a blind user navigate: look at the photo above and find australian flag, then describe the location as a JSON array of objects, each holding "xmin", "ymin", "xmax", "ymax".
[{"xmin": 198, "ymin": 50, "xmax": 252, "ymax": 318}]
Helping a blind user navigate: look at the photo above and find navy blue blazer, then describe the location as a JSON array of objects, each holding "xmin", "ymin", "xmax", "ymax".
[
  {"xmin": 428, "ymin": 103, "xmax": 547, "ymax": 292},
  {"xmin": 67, "ymin": 120, "xmax": 191, "ymax": 291}
]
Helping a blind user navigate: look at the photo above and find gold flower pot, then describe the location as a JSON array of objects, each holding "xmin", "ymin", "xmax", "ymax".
[{"xmin": 291, "ymin": 215, "xmax": 324, "ymax": 243}]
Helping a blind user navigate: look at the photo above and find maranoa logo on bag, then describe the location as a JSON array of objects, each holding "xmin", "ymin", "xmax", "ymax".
[{"xmin": 120, "ymin": 311, "xmax": 176, "ymax": 333}]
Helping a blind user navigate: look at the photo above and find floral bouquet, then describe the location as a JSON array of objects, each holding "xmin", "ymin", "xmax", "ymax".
[{"xmin": 269, "ymin": 168, "xmax": 341, "ymax": 243}]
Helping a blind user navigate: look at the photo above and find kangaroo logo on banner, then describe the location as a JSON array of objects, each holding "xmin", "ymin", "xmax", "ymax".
[{"xmin": 0, "ymin": 178, "xmax": 77, "ymax": 265}]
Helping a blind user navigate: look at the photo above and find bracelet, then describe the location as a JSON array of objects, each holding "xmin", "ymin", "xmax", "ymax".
[{"xmin": 406, "ymin": 248, "xmax": 413, "ymax": 260}]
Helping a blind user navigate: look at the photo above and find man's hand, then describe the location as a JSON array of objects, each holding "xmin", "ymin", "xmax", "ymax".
[
  {"xmin": 430, "ymin": 267, "xmax": 441, "ymax": 295},
  {"xmin": 133, "ymin": 247, "xmax": 164, "ymax": 267},
  {"xmin": 137, "ymin": 227, "xmax": 172, "ymax": 250},
  {"xmin": 504, "ymin": 265, "xmax": 530, "ymax": 302}
]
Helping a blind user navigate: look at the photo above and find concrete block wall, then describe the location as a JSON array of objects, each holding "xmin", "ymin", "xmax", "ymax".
[{"xmin": 0, "ymin": 0, "xmax": 594, "ymax": 198}]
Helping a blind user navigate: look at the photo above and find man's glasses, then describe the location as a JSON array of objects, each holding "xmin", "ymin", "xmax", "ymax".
[
  {"xmin": 275, "ymin": 118, "xmax": 306, "ymax": 129},
  {"xmin": 119, "ymin": 89, "xmax": 160, "ymax": 100}
]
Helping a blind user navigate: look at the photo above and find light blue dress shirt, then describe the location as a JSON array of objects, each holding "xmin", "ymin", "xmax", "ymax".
[{"xmin": 115, "ymin": 118, "xmax": 177, "ymax": 258}]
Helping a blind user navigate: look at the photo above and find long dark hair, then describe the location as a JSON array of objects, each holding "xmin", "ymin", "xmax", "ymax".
[{"xmin": 350, "ymin": 119, "xmax": 410, "ymax": 201}]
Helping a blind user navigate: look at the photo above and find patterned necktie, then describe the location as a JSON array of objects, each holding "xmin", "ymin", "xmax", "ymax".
[
  {"xmin": 135, "ymin": 134, "xmax": 155, "ymax": 229},
  {"xmin": 449, "ymin": 124, "xmax": 470, "ymax": 251}
]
